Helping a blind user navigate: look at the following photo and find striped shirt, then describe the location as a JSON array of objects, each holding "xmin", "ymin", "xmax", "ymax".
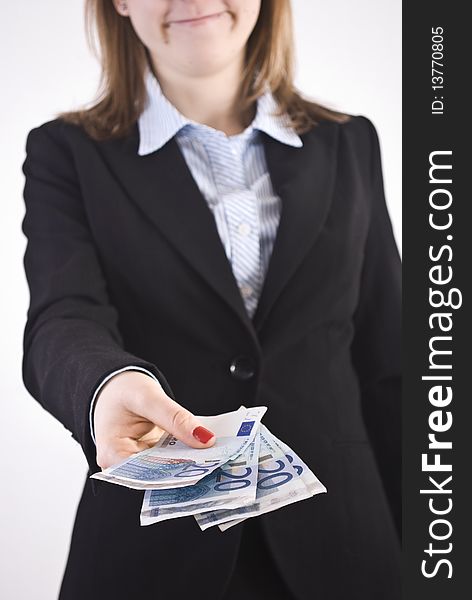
[{"xmin": 89, "ymin": 67, "xmax": 303, "ymax": 443}]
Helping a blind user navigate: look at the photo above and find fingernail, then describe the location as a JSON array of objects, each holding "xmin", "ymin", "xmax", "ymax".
[{"xmin": 192, "ymin": 426, "xmax": 214, "ymax": 444}]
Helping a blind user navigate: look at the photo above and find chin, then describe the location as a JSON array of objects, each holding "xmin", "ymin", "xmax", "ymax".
[{"xmin": 179, "ymin": 52, "xmax": 233, "ymax": 77}]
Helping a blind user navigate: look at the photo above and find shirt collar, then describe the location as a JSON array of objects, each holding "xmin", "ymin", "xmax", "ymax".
[{"xmin": 137, "ymin": 67, "xmax": 303, "ymax": 155}]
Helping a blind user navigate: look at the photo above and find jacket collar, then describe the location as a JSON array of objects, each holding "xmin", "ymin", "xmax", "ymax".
[{"xmin": 137, "ymin": 67, "xmax": 303, "ymax": 155}]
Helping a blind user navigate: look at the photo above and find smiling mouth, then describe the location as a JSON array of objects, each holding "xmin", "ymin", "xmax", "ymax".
[{"xmin": 167, "ymin": 11, "xmax": 226, "ymax": 26}]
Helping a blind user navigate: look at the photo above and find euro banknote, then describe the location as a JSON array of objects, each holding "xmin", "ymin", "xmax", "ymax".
[
  {"xmin": 193, "ymin": 424, "xmax": 326, "ymax": 531},
  {"xmin": 140, "ymin": 432, "xmax": 260, "ymax": 525},
  {"xmin": 215, "ymin": 425, "xmax": 327, "ymax": 531},
  {"xmin": 90, "ymin": 404, "xmax": 326, "ymax": 530},
  {"xmin": 91, "ymin": 405, "xmax": 267, "ymax": 490}
]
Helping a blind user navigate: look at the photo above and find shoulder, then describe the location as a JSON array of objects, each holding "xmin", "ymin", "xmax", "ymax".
[
  {"xmin": 301, "ymin": 114, "xmax": 381, "ymax": 160},
  {"xmin": 323, "ymin": 114, "xmax": 383, "ymax": 183},
  {"xmin": 342, "ymin": 113, "xmax": 378, "ymax": 140},
  {"xmin": 22, "ymin": 117, "xmax": 91, "ymax": 185},
  {"xmin": 24, "ymin": 117, "xmax": 138, "ymax": 167},
  {"xmin": 300, "ymin": 114, "xmax": 383, "ymax": 186},
  {"xmin": 341, "ymin": 115, "xmax": 383, "ymax": 177},
  {"xmin": 24, "ymin": 117, "xmax": 85, "ymax": 154},
  {"xmin": 329, "ymin": 113, "xmax": 380, "ymax": 154},
  {"xmin": 22, "ymin": 116, "xmax": 114, "ymax": 181}
]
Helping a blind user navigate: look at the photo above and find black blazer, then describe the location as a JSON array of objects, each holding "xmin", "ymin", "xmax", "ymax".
[{"xmin": 21, "ymin": 114, "xmax": 401, "ymax": 600}]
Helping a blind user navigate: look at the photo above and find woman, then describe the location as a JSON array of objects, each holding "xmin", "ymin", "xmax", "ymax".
[{"xmin": 21, "ymin": 1, "xmax": 401, "ymax": 599}]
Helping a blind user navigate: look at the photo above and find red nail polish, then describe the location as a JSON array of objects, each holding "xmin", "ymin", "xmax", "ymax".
[{"xmin": 192, "ymin": 426, "xmax": 214, "ymax": 444}]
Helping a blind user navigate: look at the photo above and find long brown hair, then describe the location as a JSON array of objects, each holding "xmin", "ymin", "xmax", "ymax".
[{"xmin": 57, "ymin": 0, "xmax": 351, "ymax": 140}]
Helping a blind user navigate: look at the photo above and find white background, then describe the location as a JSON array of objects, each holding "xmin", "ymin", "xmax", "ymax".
[{"xmin": 0, "ymin": 1, "xmax": 401, "ymax": 597}]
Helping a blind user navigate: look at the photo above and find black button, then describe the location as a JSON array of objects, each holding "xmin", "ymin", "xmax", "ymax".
[{"xmin": 229, "ymin": 355, "xmax": 256, "ymax": 380}]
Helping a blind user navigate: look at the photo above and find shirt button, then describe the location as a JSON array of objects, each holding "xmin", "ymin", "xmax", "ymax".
[
  {"xmin": 240, "ymin": 283, "xmax": 253, "ymax": 298},
  {"xmin": 237, "ymin": 222, "xmax": 251, "ymax": 237}
]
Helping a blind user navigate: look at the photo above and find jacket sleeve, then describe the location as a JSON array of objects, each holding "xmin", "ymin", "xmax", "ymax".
[
  {"xmin": 21, "ymin": 121, "xmax": 176, "ymax": 476},
  {"xmin": 350, "ymin": 116, "xmax": 402, "ymax": 538}
]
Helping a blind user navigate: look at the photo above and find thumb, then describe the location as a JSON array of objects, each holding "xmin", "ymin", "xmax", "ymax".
[{"xmin": 142, "ymin": 394, "xmax": 216, "ymax": 449}]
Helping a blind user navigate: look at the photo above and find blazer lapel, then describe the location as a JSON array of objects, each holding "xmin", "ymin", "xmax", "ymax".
[
  {"xmin": 253, "ymin": 124, "xmax": 340, "ymax": 332},
  {"xmin": 98, "ymin": 124, "xmax": 259, "ymax": 346},
  {"xmin": 96, "ymin": 121, "xmax": 339, "ymax": 341}
]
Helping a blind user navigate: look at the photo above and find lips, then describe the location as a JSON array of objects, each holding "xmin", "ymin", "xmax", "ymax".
[{"xmin": 167, "ymin": 11, "xmax": 225, "ymax": 25}]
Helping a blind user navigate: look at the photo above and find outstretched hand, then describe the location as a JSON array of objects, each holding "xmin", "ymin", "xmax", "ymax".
[{"xmin": 93, "ymin": 370, "xmax": 215, "ymax": 469}]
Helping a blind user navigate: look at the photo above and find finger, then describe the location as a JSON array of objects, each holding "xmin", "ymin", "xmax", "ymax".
[
  {"xmin": 96, "ymin": 438, "xmax": 153, "ymax": 470},
  {"xmin": 137, "ymin": 393, "xmax": 215, "ymax": 449}
]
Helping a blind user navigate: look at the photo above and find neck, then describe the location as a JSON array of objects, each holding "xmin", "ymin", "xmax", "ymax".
[{"xmin": 149, "ymin": 56, "xmax": 256, "ymax": 136}]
